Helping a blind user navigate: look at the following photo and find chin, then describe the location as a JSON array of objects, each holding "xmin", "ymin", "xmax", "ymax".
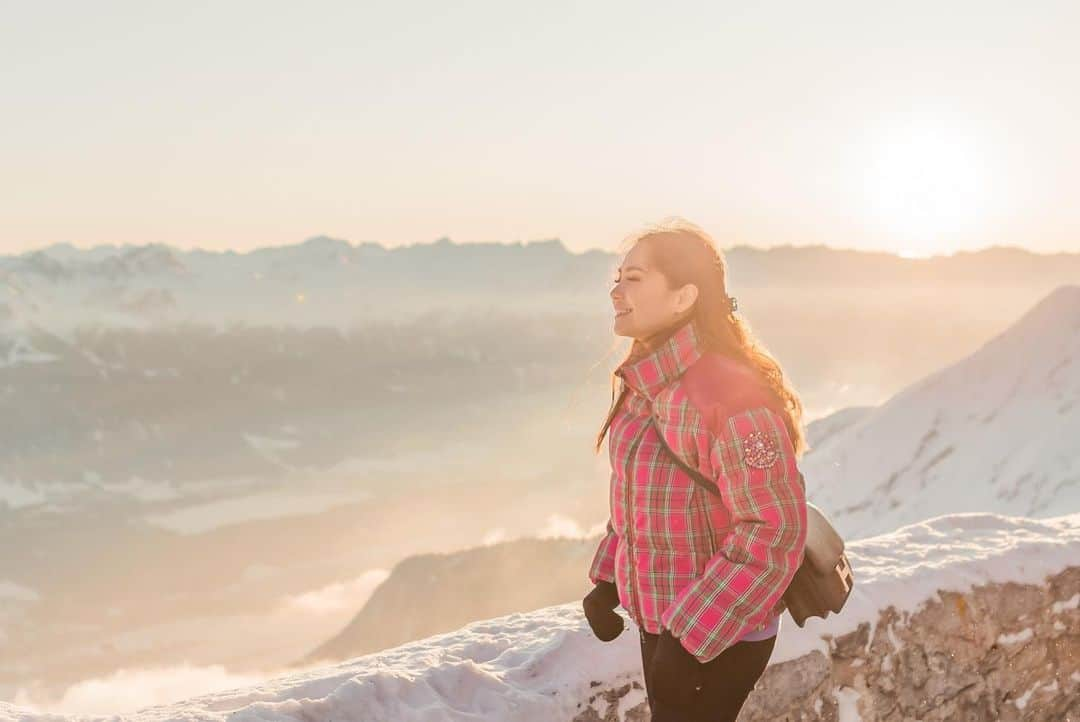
[{"xmin": 613, "ymin": 326, "xmax": 648, "ymax": 344}]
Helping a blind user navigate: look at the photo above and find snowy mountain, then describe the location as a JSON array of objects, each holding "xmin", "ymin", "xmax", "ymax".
[
  {"xmin": 0, "ymin": 237, "xmax": 609, "ymax": 335},
  {"xmin": 802, "ymin": 284, "xmax": 1080, "ymax": 539},
  {"xmin": 3, "ymin": 510, "xmax": 1075, "ymax": 721},
  {"xmin": 804, "ymin": 404, "xmax": 875, "ymax": 450}
]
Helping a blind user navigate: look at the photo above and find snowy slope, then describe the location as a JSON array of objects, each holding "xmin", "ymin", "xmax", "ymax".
[
  {"xmin": 802, "ymin": 285, "xmax": 1080, "ymax": 539},
  {"xmin": 2, "ymin": 510, "xmax": 1076, "ymax": 722}
]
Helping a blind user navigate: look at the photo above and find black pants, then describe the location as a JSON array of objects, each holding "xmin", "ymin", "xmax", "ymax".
[{"xmin": 638, "ymin": 626, "xmax": 775, "ymax": 722}]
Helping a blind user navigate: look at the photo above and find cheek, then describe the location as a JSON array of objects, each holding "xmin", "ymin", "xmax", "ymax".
[
  {"xmin": 633, "ymin": 286, "xmax": 667, "ymax": 319},
  {"xmin": 623, "ymin": 294, "xmax": 666, "ymax": 332}
]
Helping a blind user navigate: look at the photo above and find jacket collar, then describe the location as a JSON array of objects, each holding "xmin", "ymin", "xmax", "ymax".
[{"xmin": 616, "ymin": 319, "xmax": 704, "ymax": 402}]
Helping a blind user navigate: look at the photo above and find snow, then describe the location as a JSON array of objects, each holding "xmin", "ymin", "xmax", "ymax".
[
  {"xmin": 996, "ymin": 628, "xmax": 1033, "ymax": 645},
  {"xmin": 0, "ymin": 582, "xmax": 38, "ymax": 602},
  {"xmin": 0, "ymin": 479, "xmax": 46, "ymax": 509},
  {"xmin": 99, "ymin": 476, "xmax": 182, "ymax": 503},
  {"xmin": 0, "ymin": 335, "xmax": 60, "ymax": 367},
  {"xmin": 802, "ymin": 285, "xmax": 1080, "ymax": 539},
  {"xmin": 241, "ymin": 433, "xmax": 302, "ymax": 469},
  {"xmin": 834, "ymin": 686, "xmax": 863, "ymax": 721},
  {"xmin": 1051, "ymin": 592, "xmax": 1079, "ymax": 613},
  {"xmin": 2, "ymin": 510, "xmax": 1075, "ymax": 722},
  {"xmin": 1013, "ymin": 678, "xmax": 1059, "ymax": 710}
]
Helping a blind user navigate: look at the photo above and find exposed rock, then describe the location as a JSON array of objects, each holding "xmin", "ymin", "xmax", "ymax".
[{"xmin": 574, "ymin": 566, "xmax": 1079, "ymax": 721}]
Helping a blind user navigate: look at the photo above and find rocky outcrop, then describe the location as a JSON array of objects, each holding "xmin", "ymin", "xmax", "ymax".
[{"xmin": 576, "ymin": 566, "xmax": 1079, "ymax": 722}]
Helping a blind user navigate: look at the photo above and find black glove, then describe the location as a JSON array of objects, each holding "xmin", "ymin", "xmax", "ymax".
[
  {"xmin": 582, "ymin": 580, "xmax": 624, "ymax": 641},
  {"xmin": 648, "ymin": 628, "xmax": 704, "ymax": 707}
]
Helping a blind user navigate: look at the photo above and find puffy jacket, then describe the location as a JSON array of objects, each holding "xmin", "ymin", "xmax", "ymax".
[{"xmin": 588, "ymin": 318, "xmax": 808, "ymax": 663}]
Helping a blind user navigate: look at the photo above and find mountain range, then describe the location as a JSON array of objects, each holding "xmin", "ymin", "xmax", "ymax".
[{"xmin": 3, "ymin": 237, "xmax": 1079, "ymax": 333}]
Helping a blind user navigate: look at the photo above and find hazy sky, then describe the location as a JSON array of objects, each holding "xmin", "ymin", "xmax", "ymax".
[{"xmin": 3, "ymin": 1, "xmax": 1078, "ymax": 257}]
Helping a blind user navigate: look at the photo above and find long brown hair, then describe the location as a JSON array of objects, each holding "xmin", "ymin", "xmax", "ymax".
[{"xmin": 594, "ymin": 217, "xmax": 808, "ymax": 458}]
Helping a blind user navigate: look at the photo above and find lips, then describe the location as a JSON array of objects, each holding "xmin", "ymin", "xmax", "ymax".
[{"xmin": 614, "ymin": 309, "xmax": 632, "ymax": 317}]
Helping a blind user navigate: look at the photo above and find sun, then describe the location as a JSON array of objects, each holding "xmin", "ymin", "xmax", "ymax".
[{"xmin": 861, "ymin": 118, "xmax": 988, "ymax": 258}]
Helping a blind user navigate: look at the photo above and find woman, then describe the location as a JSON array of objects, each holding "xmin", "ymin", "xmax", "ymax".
[{"xmin": 581, "ymin": 218, "xmax": 809, "ymax": 722}]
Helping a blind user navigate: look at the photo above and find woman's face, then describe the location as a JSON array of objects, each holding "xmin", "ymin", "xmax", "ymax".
[{"xmin": 610, "ymin": 240, "xmax": 698, "ymax": 349}]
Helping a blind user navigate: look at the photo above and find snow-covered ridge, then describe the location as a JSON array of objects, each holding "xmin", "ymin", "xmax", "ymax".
[{"xmin": 3, "ymin": 510, "xmax": 1075, "ymax": 722}]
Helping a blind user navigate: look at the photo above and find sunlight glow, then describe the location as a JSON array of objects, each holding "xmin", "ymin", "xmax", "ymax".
[{"xmin": 862, "ymin": 118, "xmax": 989, "ymax": 257}]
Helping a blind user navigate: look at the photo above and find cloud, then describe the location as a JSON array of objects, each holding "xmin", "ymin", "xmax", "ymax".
[
  {"xmin": 537, "ymin": 514, "xmax": 606, "ymax": 540},
  {"xmin": 279, "ymin": 569, "xmax": 390, "ymax": 615},
  {"xmin": 14, "ymin": 664, "xmax": 265, "ymax": 716},
  {"xmin": 482, "ymin": 527, "xmax": 509, "ymax": 545}
]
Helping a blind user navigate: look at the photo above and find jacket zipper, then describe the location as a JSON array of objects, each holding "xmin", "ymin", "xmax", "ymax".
[{"xmin": 651, "ymin": 410, "xmax": 718, "ymax": 559}]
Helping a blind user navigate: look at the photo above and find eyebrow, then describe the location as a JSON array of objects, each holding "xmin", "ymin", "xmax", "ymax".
[{"xmin": 616, "ymin": 265, "xmax": 648, "ymax": 273}]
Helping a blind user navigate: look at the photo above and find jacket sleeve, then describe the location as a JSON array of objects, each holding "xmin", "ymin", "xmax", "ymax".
[
  {"xmin": 659, "ymin": 404, "xmax": 807, "ymax": 663},
  {"xmin": 588, "ymin": 518, "xmax": 620, "ymax": 585}
]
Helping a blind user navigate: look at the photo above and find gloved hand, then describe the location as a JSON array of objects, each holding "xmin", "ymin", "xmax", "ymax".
[
  {"xmin": 582, "ymin": 580, "xmax": 624, "ymax": 641},
  {"xmin": 648, "ymin": 628, "xmax": 704, "ymax": 707}
]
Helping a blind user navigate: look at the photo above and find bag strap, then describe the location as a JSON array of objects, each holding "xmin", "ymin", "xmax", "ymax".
[
  {"xmin": 617, "ymin": 380, "xmax": 804, "ymax": 500},
  {"xmin": 612, "ymin": 380, "xmax": 722, "ymax": 498},
  {"xmin": 651, "ymin": 415, "xmax": 723, "ymax": 498}
]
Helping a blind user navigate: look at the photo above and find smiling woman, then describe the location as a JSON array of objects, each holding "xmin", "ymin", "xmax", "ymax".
[
  {"xmin": 861, "ymin": 117, "xmax": 990, "ymax": 258},
  {"xmin": 586, "ymin": 217, "xmax": 808, "ymax": 721}
]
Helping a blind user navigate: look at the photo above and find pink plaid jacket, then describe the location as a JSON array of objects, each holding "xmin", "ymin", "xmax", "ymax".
[{"xmin": 588, "ymin": 319, "xmax": 808, "ymax": 663}]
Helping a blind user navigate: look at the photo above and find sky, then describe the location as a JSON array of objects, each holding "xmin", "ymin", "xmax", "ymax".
[{"xmin": 2, "ymin": 0, "xmax": 1078, "ymax": 258}]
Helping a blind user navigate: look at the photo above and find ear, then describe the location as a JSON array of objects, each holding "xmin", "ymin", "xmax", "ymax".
[{"xmin": 676, "ymin": 283, "xmax": 699, "ymax": 313}]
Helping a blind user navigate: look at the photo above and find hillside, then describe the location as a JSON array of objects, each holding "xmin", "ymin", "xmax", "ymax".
[
  {"xmin": 801, "ymin": 284, "xmax": 1080, "ymax": 538},
  {"xmin": 296, "ymin": 535, "xmax": 601, "ymax": 667}
]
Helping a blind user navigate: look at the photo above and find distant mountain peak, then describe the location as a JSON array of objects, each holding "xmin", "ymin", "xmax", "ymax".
[
  {"xmin": 94, "ymin": 243, "xmax": 187, "ymax": 278},
  {"xmin": 15, "ymin": 250, "xmax": 71, "ymax": 281},
  {"xmin": 522, "ymin": 238, "xmax": 568, "ymax": 254},
  {"xmin": 1030, "ymin": 283, "xmax": 1080, "ymax": 317},
  {"xmin": 300, "ymin": 235, "xmax": 353, "ymax": 251},
  {"xmin": 972, "ymin": 283, "xmax": 1080, "ymax": 359}
]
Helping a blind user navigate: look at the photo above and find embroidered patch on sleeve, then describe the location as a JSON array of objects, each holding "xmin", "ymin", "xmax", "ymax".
[{"xmin": 741, "ymin": 429, "xmax": 780, "ymax": 468}]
